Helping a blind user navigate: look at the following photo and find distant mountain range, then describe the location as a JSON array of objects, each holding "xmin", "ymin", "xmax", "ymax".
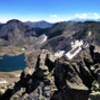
[
  {"xmin": 71, "ymin": 18, "xmax": 100, "ymax": 22},
  {"xmin": 25, "ymin": 20, "xmax": 53, "ymax": 28},
  {"xmin": 0, "ymin": 19, "xmax": 100, "ymax": 52}
]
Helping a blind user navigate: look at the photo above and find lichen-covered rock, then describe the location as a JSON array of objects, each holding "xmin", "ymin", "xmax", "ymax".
[
  {"xmin": 0, "ymin": 83, "xmax": 15, "ymax": 96},
  {"xmin": 23, "ymin": 67, "xmax": 35, "ymax": 77},
  {"xmin": 22, "ymin": 80, "xmax": 51, "ymax": 100}
]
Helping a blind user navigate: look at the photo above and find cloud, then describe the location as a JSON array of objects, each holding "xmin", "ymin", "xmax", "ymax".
[
  {"xmin": 48, "ymin": 15, "xmax": 71, "ymax": 22},
  {"xmin": 75, "ymin": 13, "xmax": 88, "ymax": 19},
  {"xmin": 93, "ymin": 13, "xmax": 100, "ymax": 19},
  {"xmin": 1, "ymin": 12, "xmax": 100, "ymax": 23},
  {"xmin": 49, "ymin": 12, "xmax": 100, "ymax": 22},
  {"xmin": 0, "ymin": 15, "xmax": 44, "ymax": 23},
  {"xmin": 75, "ymin": 13, "xmax": 100, "ymax": 19},
  {"xmin": 50, "ymin": 14, "xmax": 57, "ymax": 18},
  {"xmin": 48, "ymin": 14, "xmax": 71, "ymax": 22}
]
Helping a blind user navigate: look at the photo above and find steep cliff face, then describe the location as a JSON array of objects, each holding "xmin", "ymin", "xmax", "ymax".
[{"xmin": 0, "ymin": 45, "xmax": 100, "ymax": 100}]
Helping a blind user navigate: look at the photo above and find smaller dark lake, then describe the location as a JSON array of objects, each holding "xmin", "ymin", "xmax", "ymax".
[{"xmin": 0, "ymin": 53, "xmax": 27, "ymax": 72}]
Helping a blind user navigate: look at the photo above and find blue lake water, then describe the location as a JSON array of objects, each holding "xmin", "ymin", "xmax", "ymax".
[{"xmin": 0, "ymin": 53, "xmax": 27, "ymax": 72}]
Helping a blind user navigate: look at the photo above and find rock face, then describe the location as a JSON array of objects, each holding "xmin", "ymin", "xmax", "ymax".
[
  {"xmin": 0, "ymin": 19, "xmax": 37, "ymax": 45},
  {"xmin": 0, "ymin": 45, "xmax": 100, "ymax": 100},
  {"xmin": 41, "ymin": 21, "xmax": 100, "ymax": 53},
  {"xmin": 1, "ymin": 20, "xmax": 100, "ymax": 54}
]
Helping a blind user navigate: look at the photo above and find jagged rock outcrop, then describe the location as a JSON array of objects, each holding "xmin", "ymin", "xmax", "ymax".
[
  {"xmin": 0, "ymin": 45, "xmax": 100, "ymax": 100},
  {"xmin": 0, "ymin": 50, "xmax": 57, "ymax": 100}
]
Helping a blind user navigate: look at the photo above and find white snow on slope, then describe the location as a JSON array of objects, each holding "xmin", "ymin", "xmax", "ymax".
[
  {"xmin": 40, "ymin": 35, "xmax": 47, "ymax": 44},
  {"xmin": 65, "ymin": 40, "xmax": 84, "ymax": 60},
  {"xmin": 65, "ymin": 47, "xmax": 82, "ymax": 60},
  {"xmin": 71, "ymin": 40, "xmax": 83, "ymax": 48},
  {"xmin": 54, "ymin": 40, "xmax": 89, "ymax": 60},
  {"xmin": 54, "ymin": 50, "xmax": 65, "ymax": 58},
  {"xmin": 88, "ymin": 31, "xmax": 92, "ymax": 37}
]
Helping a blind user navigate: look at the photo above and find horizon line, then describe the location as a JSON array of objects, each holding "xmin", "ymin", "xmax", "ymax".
[{"xmin": 0, "ymin": 18, "xmax": 100, "ymax": 24}]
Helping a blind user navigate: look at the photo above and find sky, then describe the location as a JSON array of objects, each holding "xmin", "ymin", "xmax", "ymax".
[{"xmin": 0, "ymin": 0, "xmax": 100, "ymax": 23}]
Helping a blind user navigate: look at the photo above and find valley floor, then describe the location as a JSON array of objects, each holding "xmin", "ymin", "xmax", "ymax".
[{"xmin": 0, "ymin": 70, "xmax": 22, "ymax": 84}]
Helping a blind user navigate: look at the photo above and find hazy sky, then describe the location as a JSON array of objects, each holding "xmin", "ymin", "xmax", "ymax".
[{"xmin": 0, "ymin": 0, "xmax": 100, "ymax": 22}]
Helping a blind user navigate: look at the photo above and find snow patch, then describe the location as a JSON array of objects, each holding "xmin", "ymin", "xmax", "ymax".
[
  {"xmin": 40, "ymin": 35, "xmax": 47, "ymax": 44},
  {"xmin": 88, "ymin": 31, "xmax": 92, "ymax": 36},
  {"xmin": 54, "ymin": 50, "xmax": 65, "ymax": 58},
  {"xmin": 54, "ymin": 40, "xmax": 89, "ymax": 60},
  {"xmin": 71, "ymin": 40, "xmax": 83, "ymax": 48},
  {"xmin": 65, "ymin": 40, "xmax": 84, "ymax": 60},
  {"xmin": 65, "ymin": 47, "xmax": 82, "ymax": 60}
]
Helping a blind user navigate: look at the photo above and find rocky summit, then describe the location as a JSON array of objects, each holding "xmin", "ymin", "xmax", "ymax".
[{"xmin": 0, "ymin": 45, "xmax": 100, "ymax": 100}]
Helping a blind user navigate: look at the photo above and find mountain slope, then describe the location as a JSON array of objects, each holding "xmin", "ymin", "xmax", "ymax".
[
  {"xmin": 41, "ymin": 21, "xmax": 100, "ymax": 52},
  {"xmin": 0, "ymin": 20, "xmax": 100, "ymax": 52},
  {"xmin": 0, "ymin": 19, "xmax": 37, "ymax": 45},
  {"xmin": 73, "ymin": 21, "xmax": 100, "ymax": 45}
]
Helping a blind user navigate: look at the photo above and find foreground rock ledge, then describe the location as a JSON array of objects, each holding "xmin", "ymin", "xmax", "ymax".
[{"xmin": 0, "ymin": 45, "xmax": 100, "ymax": 100}]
